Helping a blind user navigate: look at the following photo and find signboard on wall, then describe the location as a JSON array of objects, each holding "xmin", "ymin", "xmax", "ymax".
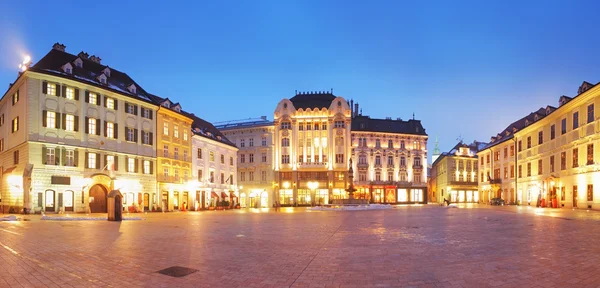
[{"xmin": 51, "ymin": 176, "xmax": 71, "ymax": 185}]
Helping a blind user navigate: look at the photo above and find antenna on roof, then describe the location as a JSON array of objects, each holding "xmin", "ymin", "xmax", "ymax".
[
  {"xmin": 457, "ymin": 135, "xmax": 463, "ymax": 143},
  {"xmin": 412, "ymin": 112, "xmax": 415, "ymax": 120},
  {"xmin": 330, "ymin": 88, "xmax": 333, "ymax": 93}
]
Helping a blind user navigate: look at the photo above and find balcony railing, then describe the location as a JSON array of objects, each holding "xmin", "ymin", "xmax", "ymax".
[
  {"xmin": 357, "ymin": 162, "xmax": 369, "ymax": 169},
  {"xmin": 298, "ymin": 162, "xmax": 328, "ymax": 168},
  {"xmin": 413, "ymin": 164, "xmax": 423, "ymax": 169}
]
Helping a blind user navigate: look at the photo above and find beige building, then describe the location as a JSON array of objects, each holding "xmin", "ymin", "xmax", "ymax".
[
  {"xmin": 430, "ymin": 141, "xmax": 484, "ymax": 204},
  {"xmin": 189, "ymin": 113, "xmax": 238, "ymax": 209},
  {"xmin": 0, "ymin": 43, "xmax": 157, "ymax": 214},
  {"xmin": 217, "ymin": 117, "xmax": 275, "ymax": 208},
  {"xmin": 350, "ymin": 111, "xmax": 429, "ymax": 204},
  {"xmin": 274, "ymin": 92, "xmax": 352, "ymax": 206},
  {"xmin": 514, "ymin": 81, "xmax": 600, "ymax": 209}
]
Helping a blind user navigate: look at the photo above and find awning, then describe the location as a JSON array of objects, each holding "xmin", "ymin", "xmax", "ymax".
[
  {"xmin": 211, "ymin": 192, "xmax": 219, "ymax": 198},
  {"xmin": 221, "ymin": 192, "xmax": 229, "ymax": 198},
  {"xmin": 3, "ymin": 167, "xmax": 16, "ymax": 174}
]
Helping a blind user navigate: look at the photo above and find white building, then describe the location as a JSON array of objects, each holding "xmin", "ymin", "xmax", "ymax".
[
  {"xmin": 0, "ymin": 43, "xmax": 157, "ymax": 214},
  {"xmin": 216, "ymin": 117, "xmax": 275, "ymax": 208},
  {"xmin": 188, "ymin": 113, "xmax": 238, "ymax": 209}
]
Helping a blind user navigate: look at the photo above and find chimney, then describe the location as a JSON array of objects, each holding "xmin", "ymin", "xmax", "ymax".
[
  {"xmin": 90, "ymin": 55, "xmax": 102, "ymax": 64},
  {"xmin": 396, "ymin": 117, "xmax": 401, "ymax": 121},
  {"xmin": 350, "ymin": 99, "xmax": 354, "ymax": 116},
  {"xmin": 354, "ymin": 103, "xmax": 359, "ymax": 117},
  {"xmin": 52, "ymin": 43, "xmax": 66, "ymax": 52},
  {"xmin": 77, "ymin": 51, "xmax": 89, "ymax": 59}
]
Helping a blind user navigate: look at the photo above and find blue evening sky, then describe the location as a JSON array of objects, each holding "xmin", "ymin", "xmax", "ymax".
[{"xmin": 2, "ymin": 0, "xmax": 600, "ymax": 162}]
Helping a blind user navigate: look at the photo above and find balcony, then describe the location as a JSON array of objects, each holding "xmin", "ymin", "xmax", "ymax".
[
  {"xmin": 413, "ymin": 164, "xmax": 423, "ymax": 170},
  {"xmin": 374, "ymin": 163, "xmax": 382, "ymax": 168},
  {"xmin": 450, "ymin": 180, "xmax": 478, "ymax": 186},
  {"xmin": 387, "ymin": 164, "xmax": 395, "ymax": 169},
  {"xmin": 489, "ymin": 178, "xmax": 502, "ymax": 184},
  {"xmin": 357, "ymin": 162, "xmax": 369, "ymax": 169},
  {"xmin": 297, "ymin": 162, "xmax": 328, "ymax": 169}
]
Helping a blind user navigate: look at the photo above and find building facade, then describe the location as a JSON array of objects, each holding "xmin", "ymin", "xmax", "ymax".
[
  {"xmin": 189, "ymin": 113, "xmax": 238, "ymax": 209},
  {"xmin": 151, "ymin": 97, "xmax": 193, "ymax": 211},
  {"xmin": 273, "ymin": 92, "xmax": 352, "ymax": 206},
  {"xmin": 514, "ymin": 82, "xmax": 600, "ymax": 209},
  {"xmin": 430, "ymin": 141, "xmax": 484, "ymax": 204},
  {"xmin": 0, "ymin": 43, "xmax": 157, "ymax": 214},
  {"xmin": 351, "ymin": 113, "xmax": 429, "ymax": 204},
  {"xmin": 217, "ymin": 117, "xmax": 275, "ymax": 208}
]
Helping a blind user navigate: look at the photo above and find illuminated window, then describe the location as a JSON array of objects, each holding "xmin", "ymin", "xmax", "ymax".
[
  {"xmin": 143, "ymin": 160, "xmax": 150, "ymax": 174},
  {"xmin": 174, "ymin": 126, "xmax": 179, "ymax": 138},
  {"xmin": 174, "ymin": 147, "xmax": 179, "ymax": 160},
  {"xmin": 128, "ymin": 158, "xmax": 135, "ymax": 173},
  {"xmin": 65, "ymin": 150, "xmax": 74, "ymax": 166},
  {"xmin": 587, "ymin": 144, "xmax": 594, "ymax": 165},
  {"xmin": 88, "ymin": 118, "xmax": 96, "ymax": 134},
  {"xmin": 197, "ymin": 148, "xmax": 202, "ymax": 159},
  {"xmin": 106, "ymin": 98, "xmax": 114, "ymax": 109},
  {"xmin": 12, "ymin": 117, "xmax": 18, "ymax": 133},
  {"xmin": 65, "ymin": 114, "xmax": 74, "ymax": 131},
  {"xmin": 163, "ymin": 167, "xmax": 169, "ymax": 178},
  {"xmin": 106, "ymin": 122, "xmax": 114, "ymax": 138},
  {"xmin": 573, "ymin": 148, "xmax": 579, "ymax": 168},
  {"xmin": 46, "ymin": 111, "xmax": 56, "ymax": 128},
  {"xmin": 163, "ymin": 122, "xmax": 169, "ymax": 135},
  {"xmin": 183, "ymin": 130, "xmax": 188, "ymax": 141},
  {"xmin": 46, "ymin": 148, "xmax": 55, "ymax": 165},
  {"xmin": 588, "ymin": 184, "xmax": 593, "ymax": 201},
  {"xmin": 89, "ymin": 93, "xmax": 97, "ymax": 105},
  {"xmin": 12, "ymin": 90, "xmax": 19, "ymax": 105},
  {"xmin": 184, "ymin": 150, "xmax": 188, "ymax": 161},
  {"xmin": 103, "ymin": 155, "xmax": 113, "ymax": 171},
  {"xmin": 88, "ymin": 153, "xmax": 96, "ymax": 169},
  {"xmin": 65, "ymin": 87, "xmax": 75, "ymax": 100},
  {"xmin": 210, "ymin": 151, "xmax": 215, "ymax": 162},
  {"xmin": 47, "ymin": 83, "xmax": 56, "ymax": 96}
]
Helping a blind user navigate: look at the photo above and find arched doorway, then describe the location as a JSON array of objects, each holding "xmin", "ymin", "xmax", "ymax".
[
  {"xmin": 89, "ymin": 184, "xmax": 107, "ymax": 213},
  {"xmin": 260, "ymin": 191, "xmax": 268, "ymax": 208}
]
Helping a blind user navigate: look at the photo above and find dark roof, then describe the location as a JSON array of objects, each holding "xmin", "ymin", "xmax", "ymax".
[
  {"xmin": 216, "ymin": 118, "xmax": 273, "ymax": 130},
  {"xmin": 351, "ymin": 115, "xmax": 427, "ymax": 136},
  {"xmin": 30, "ymin": 48, "xmax": 153, "ymax": 103},
  {"xmin": 289, "ymin": 92, "xmax": 336, "ymax": 110},
  {"xmin": 432, "ymin": 140, "xmax": 486, "ymax": 167},
  {"xmin": 180, "ymin": 110, "xmax": 237, "ymax": 148},
  {"xmin": 481, "ymin": 107, "xmax": 554, "ymax": 150}
]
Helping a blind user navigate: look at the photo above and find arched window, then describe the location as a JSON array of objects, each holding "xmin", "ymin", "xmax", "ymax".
[
  {"xmin": 375, "ymin": 155, "xmax": 381, "ymax": 165},
  {"xmin": 401, "ymin": 141, "xmax": 405, "ymax": 149}
]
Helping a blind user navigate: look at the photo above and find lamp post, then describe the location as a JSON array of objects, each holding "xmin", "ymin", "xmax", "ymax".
[{"xmin": 307, "ymin": 181, "xmax": 318, "ymax": 206}]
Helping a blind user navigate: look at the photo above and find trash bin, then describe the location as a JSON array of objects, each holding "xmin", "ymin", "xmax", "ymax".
[{"xmin": 107, "ymin": 190, "xmax": 123, "ymax": 221}]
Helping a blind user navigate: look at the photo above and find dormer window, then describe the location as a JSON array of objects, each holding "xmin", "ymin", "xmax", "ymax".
[
  {"xmin": 173, "ymin": 104, "xmax": 181, "ymax": 112},
  {"xmin": 73, "ymin": 58, "xmax": 83, "ymax": 68},
  {"xmin": 525, "ymin": 119, "xmax": 530, "ymax": 126},
  {"xmin": 534, "ymin": 114, "xmax": 539, "ymax": 121},
  {"xmin": 162, "ymin": 102, "xmax": 170, "ymax": 108},
  {"xmin": 62, "ymin": 63, "xmax": 73, "ymax": 74},
  {"xmin": 103, "ymin": 67, "xmax": 111, "ymax": 77},
  {"xmin": 127, "ymin": 84, "xmax": 136, "ymax": 94},
  {"xmin": 97, "ymin": 74, "xmax": 107, "ymax": 84}
]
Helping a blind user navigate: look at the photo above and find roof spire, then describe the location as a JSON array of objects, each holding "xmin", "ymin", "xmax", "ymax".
[
  {"xmin": 433, "ymin": 136, "xmax": 441, "ymax": 156},
  {"xmin": 412, "ymin": 112, "xmax": 415, "ymax": 120}
]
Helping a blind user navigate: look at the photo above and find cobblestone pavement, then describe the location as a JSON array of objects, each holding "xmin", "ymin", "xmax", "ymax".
[{"xmin": 2, "ymin": 205, "xmax": 600, "ymax": 288}]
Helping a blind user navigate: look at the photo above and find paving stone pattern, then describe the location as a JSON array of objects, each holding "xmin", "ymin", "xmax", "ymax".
[{"xmin": 1, "ymin": 205, "xmax": 600, "ymax": 288}]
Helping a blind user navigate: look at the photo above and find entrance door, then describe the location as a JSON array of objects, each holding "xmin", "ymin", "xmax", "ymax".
[
  {"xmin": 89, "ymin": 185, "xmax": 107, "ymax": 213},
  {"xmin": 573, "ymin": 186, "xmax": 578, "ymax": 208},
  {"xmin": 173, "ymin": 192, "xmax": 179, "ymax": 210},
  {"xmin": 64, "ymin": 191, "xmax": 74, "ymax": 212},
  {"xmin": 143, "ymin": 193, "xmax": 150, "ymax": 211},
  {"xmin": 162, "ymin": 192, "xmax": 169, "ymax": 211},
  {"xmin": 45, "ymin": 190, "xmax": 55, "ymax": 212},
  {"xmin": 182, "ymin": 192, "xmax": 188, "ymax": 210}
]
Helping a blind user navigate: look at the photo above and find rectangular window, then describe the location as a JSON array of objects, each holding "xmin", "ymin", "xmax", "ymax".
[
  {"xmin": 89, "ymin": 93, "xmax": 97, "ymax": 105},
  {"xmin": 61, "ymin": 150, "xmax": 73, "ymax": 167},
  {"xmin": 518, "ymin": 141, "xmax": 522, "ymax": 152},
  {"xmin": 142, "ymin": 131, "xmax": 150, "ymax": 145},
  {"xmin": 174, "ymin": 147, "xmax": 179, "ymax": 160},
  {"xmin": 210, "ymin": 171, "xmax": 215, "ymax": 183},
  {"xmin": 573, "ymin": 111, "xmax": 579, "ymax": 129},
  {"xmin": 12, "ymin": 117, "xmax": 19, "ymax": 133},
  {"xmin": 262, "ymin": 137, "xmax": 267, "ymax": 146},
  {"xmin": 550, "ymin": 155, "xmax": 555, "ymax": 172},
  {"xmin": 510, "ymin": 165, "xmax": 514, "ymax": 178},
  {"xmin": 198, "ymin": 169, "xmax": 203, "ymax": 181},
  {"xmin": 128, "ymin": 158, "xmax": 135, "ymax": 173},
  {"xmin": 174, "ymin": 169, "xmax": 179, "ymax": 181},
  {"xmin": 184, "ymin": 150, "xmax": 188, "ymax": 161},
  {"xmin": 230, "ymin": 157, "xmax": 234, "ymax": 166},
  {"xmin": 197, "ymin": 148, "xmax": 202, "ymax": 159},
  {"xmin": 282, "ymin": 155, "xmax": 290, "ymax": 164},
  {"xmin": 127, "ymin": 103, "xmax": 135, "ymax": 114},
  {"xmin": 163, "ymin": 145, "xmax": 169, "ymax": 157},
  {"xmin": 142, "ymin": 108, "xmax": 150, "ymax": 119},
  {"xmin": 281, "ymin": 122, "xmax": 291, "ymax": 129},
  {"xmin": 573, "ymin": 148, "xmax": 579, "ymax": 168},
  {"xmin": 106, "ymin": 98, "xmax": 115, "ymax": 110},
  {"xmin": 387, "ymin": 156, "xmax": 393, "ymax": 166},
  {"xmin": 65, "ymin": 87, "xmax": 75, "ymax": 100},
  {"xmin": 336, "ymin": 154, "xmax": 344, "ymax": 164},
  {"xmin": 183, "ymin": 130, "xmax": 188, "ymax": 141},
  {"xmin": 510, "ymin": 145, "xmax": 514, "ymax": 156},
  {"xmin": 588, "ymin": 144, "xmax": 594, "ymax": 165},
  {"xmin": 503, "ymin": 167, "xmax": 508, "ymax": 179},
  {"xmin": 494, "ymin": 151, "xmax": 499, "ymax": 161},
  {"xmin": 561, "ymin": 118, "xmax": 567, "ymax": 135},
  {"xmin": 518, "ymin": 165, "xmax": 522, "ymax": 178},
  {"xmin": 241, "ymin": 154, "xmax": 245, "ymax": 163},
  {"xmin": 47, "ymin": 111, "xmax": 56, "ymax": 128},
  {"xmin": 65, "ymin": 114, "xmax": 74, "ymax": 131},
  {"xmin": 486, "ymin": 155, "xmax": 490, "ymax": 163},
  {"xmin": 12, "ymin": 90, "xmax": 19, "ymax": 105},
  {"xmin": 46, "ymin": 147, "xmax": 56, "ymax": 165},
  {"xmin": 174, "ymin": 126, "xmax": 179, "ymax": 138},
  {"xmin": 334, "ymin": 121, "xmax": 345, "ymax": 128},
  {"xmin": 163, "ymin": 167, "xmax": 169, "ymax": 178},
  {"xmin": 249, "ymin": 138, "xmax": 254, "ymax": 147},
  {"xmin": 588, "ymin": 184, "xmax": 594, "ymax": 201},
  {"xmin": 221, "ymin": 173, "xmax": 225, "ymax": 184},
  {"xmin": 240, "ymin": 172, "xmax": 245, "ymax": 182},
  {"xmin": 538, "ymin": 159, "xmax": 542, "ymax": 175},
  {"xmin": 88, "ymin": 118, "xmax": 96, "ymax": 134},
  {"xmin": 143, "ymin": 160, "xmax": 150, "ymax": 174},
  {"xmin": 106, "ymin": 122, "xmax": 114, "ymax": 138},
  {"xmin": 527, "ymin": 136, "xmax": 531, "ymax": 149},
  {"xmin": 240, "ymin": 139, "xmax": 245, "ymax": 147},
  {"xmin": 588, "ymin": 104, "xmax": 595, "ymax": 123},
  {"xmin": 561, "ymin": 152, "xmax": 566, "ymax": 170},
  {"xmin": 504, "ymin": 147, "xmax": 508, "ymax": 158},
  {"xmin": 106, "ymin": 155, "xmax": 115, "ymax": 171},
  {"xmin": 550, "ymin": 125, "xmax": 555, "ymax": 140},
  {"xmin": 88, "ymin": 153, "xmax": 96, "ymax": 169},
  {"xmin": 47, "ymin": 83, "xmax": 56, "ymax": 96},
  {"xmin": 261, "ymin": 171, "xmax": 267, "ymax": 182},
  {"xmin": 538, "ymin": 131, "xmax": 543, "ymax": 145},
  {"xmin": 163, "ymin": 122, "xmax": 169, "ymax": 135},
  {"xmin": 210, "ymin": 151, "xmax": 215, "ymax": 162},
  {"xmin": 249, "ymin": 153, "xmax": 254, "ymax": 163},
  {"xmin": 527, "ymin": 163, "xmax": 531, "ymax": 177}
]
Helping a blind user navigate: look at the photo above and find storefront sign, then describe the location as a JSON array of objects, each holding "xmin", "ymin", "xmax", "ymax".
[{"xmin": 51, "ymin": 176, "xmax": 71, "ymax": 185}]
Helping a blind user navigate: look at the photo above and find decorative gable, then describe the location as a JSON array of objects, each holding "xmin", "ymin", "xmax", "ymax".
[
  {"xmin": 62, "ymin": 62, "xmax": 73, "ymax": 74},
  {"xmin": 525, "ymin": 119, "xmax": 530, "ymax": 126},
  {"xmin": 73, "ymin": 58, "xmax": 83, "ymax": 68},
  {"xmin": 512, "ymin": 127, "xmax": 518, "ymax": 133},
  {"xmin": 103, "ymin": 67, "xmax": 111, "ymax": 77},
  {"xmin": 127, "ymin": 84, "xmax": 137, "ymax": 94},
  {"xmin": 172, "ymin": 104, "xmax": 181, "ymax": 112},
  {"xmin": 578, "ymin": 81, "xmax": 594, "ymax": 95},
  {"xmin": 161, "ymin": 99, "xmax": 171, "ymax": 108},
  {"xmin": 97, "ymin": 73, "xmax": 107, "ymax": 84},
  {"xmin": 534, "ymin": 114, "xmax": 539, "ymax": 121}
]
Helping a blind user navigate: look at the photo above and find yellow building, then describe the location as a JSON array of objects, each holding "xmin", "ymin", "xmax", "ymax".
[
  {"xmin": 151, "ymin": 96, "xmax": 193, "ymax": 211},
  {"xmin": 514, "ymin": 81, "xmax": 600, "ymax": 209},
  {"xmin": 431, "ymin": 141, "xmax": 484, "ymax": 204}
]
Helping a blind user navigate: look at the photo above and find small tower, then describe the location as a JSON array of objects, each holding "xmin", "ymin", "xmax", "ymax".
[{"xmin": 432, "ymin": 136, "xmax": 441, "ymax": 164}]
